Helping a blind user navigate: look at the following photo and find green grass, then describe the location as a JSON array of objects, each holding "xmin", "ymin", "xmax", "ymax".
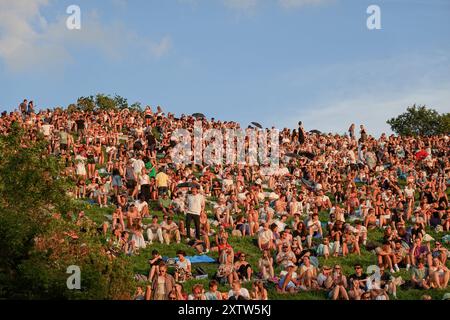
[{"xmin": 82, "ymin": 198, "xmax": 450, "ymax": 300}]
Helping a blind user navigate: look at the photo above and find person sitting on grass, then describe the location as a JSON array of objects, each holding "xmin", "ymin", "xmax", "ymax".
[
  {"xmin": 429, "ymin": 257, "xmax": 449, "ymax": 289},
  {"xmin": 431, "ymin": 241, "xmax": 448, "ymax": 265},
  {"xmin": 234, "ymin": 215, "xmax": 251, "ymax": 237},
  {"xmin": 146, "ymin": 215, "xmax": 164, "ymax": 244},
  {"xmin": 317, "ymin": 236, "xmax": 332, "ymax": 260},
  {"xmin": 174, "ymin": 250, "xmax": 192, "ymax": 283},
  {"xmin": 367, "ymin": 265, "xmax": 395, "ymax": 299},
  {"xmin": 158, "ymin": 192, "xmax": 174, "ymax": 216},
  {"xmin": 329, "ymin": 264, "xmax": 349, "ymax": 300},
  {"xmin": 251, "ymin": 280, "xmax": 268, "ymax": 300},
  {"xmin": 258, "ymin": 222, "xmax": 275, "ymax": 251},
  {"xmin": 392, "ymin": 239, "xmax": 411, "ymax": 271},
  {"xmin": 342, "ymin": 226, "xmax": 361, "ymax": 257},
  {"xmin": 188, "ymin": 284, "xmax": 206, "ymax": 300},
  {"xmin": 348, "ymin": 279, "xmax": 365, "ymax": 300},
  {"xmin": 376, "ymin": 241, "xmax": 396, "ymax": 273},
  {"xmin": 234, "ymin": 252, "xmax": 253, "ymax": 282},
  {"xmin": 277, "ymin": 262, "xmax": 298, "ymax": 293},
  {"xmin": 228, "ymin": 281, "xmax": 250, "ymax": 300},
  {"xmin": 205, "ymin": 280, "xmax": 223, "ymax": 300},
  {"xmin": 297, "ymin": 255, "xmax": 318, "ymax": 290},
  {"xmin": 411, "ymin": 258, "xmax": 431, "ymax": 290},
  {"xmin": 317, "ymin": 265, "xmax": 334, "ymax": 290},
  {"xmin": 348, "ymin": 264, "xmax": 368, "ymax": 291},
  {"xmin": 353, "ymin": 220, "xmax": 367, "ymax": 246},
  {"xmin": 276, "ymin": 244, "xmax": 297, "ymax": 270},
  {"xmin": 161, "ymin": 215, "xmax": 181, "ymax": 245},
  {"xmin": 148, "ymin": 249, "xmax": 163, "ymax": 282},
  {"xmin": 217, "ymin": 240, "xmax": 239, "ymax": 286},
  {"xmin": 410, "ymin": 237, "xmax": 432, "ymax": 268},
  {"xmin": 258, "ymin": 249, "xmax": 275, "ymax": 281},
  {"xmin": 306, "ymin": 213, "xmax": 323, "ymax": 248}
]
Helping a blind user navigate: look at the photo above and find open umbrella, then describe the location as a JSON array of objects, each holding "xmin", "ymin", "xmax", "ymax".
[
  {"xmin": 309, "ymin": 129, "xmax": 322, "ymax": 135},
  {"xmin": 251, "ymin": 122, "xmax": 263, "ymax": 129},
  {"xmin": 192, "ymin": 113, "xmax": 206, "ymax": 119},
  {"xmin": 177, "ymin": 182, "xmax": 200, "ymax": 188},
  {"xmin": 298, "ymin": 151, "xmax": 316, "ymax": 160},
  {"xmin": 285, "ymin": 152, "xmax": 302, "ymax": 159},
  {"xmin": 415, "ymin": 150, "xmax": 428, "ymax": 161}
]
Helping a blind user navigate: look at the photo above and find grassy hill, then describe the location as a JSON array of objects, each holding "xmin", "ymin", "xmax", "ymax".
[{"xmin": 83, "ymin": 193, "xmax": 450, "ymax": 300}]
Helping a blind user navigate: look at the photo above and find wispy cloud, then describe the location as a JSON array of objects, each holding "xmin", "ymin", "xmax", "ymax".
[
  {"xmin": 287, "ymin": 85, "xmax": 450, "ymax": 136},
  {"xmin": 272, "ymin": 52, "xmax": 450, "ymax": 135},
  {"xmin": 0, "ymin": 0, "xmax": 172, "ymax": 73}
]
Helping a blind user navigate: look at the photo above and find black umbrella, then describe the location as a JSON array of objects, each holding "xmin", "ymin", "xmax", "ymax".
[
  {"xmin": 192, "ymin": 113, "xmax": 206, "ymax": 119},
  {"xmin": 309, "ymin": 129, "xmax": 322, "ymax": 135},
  {"xmin": 177, "ymin": 182, "xmax": 200, "ymax": 188},
  {"xmin": 298, "ymin": 151, "xmax": 316, "ymax": 160},
  {"xmin": 285, "ymin": 152, "xmax": 302, "ymax": 159},
  {"xmin": 251, "ymin": 122, "xmax": 263, "ymax": 129}
]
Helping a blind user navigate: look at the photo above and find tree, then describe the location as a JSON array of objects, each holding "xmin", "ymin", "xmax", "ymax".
[
  {"xmin": 0, "ymin": 125, "xmax": 134, "ymax": 299},
  {"xmin": 95, "ymin": 93, "xmax": 117, "ymax": 110},
  {"xmin": 130, "ymin": 102, "xmax": 142, "ymax": 112},
  {"xmin": 113, "ymin": 95, "xmax": 129, "ymax": 110},
  {"xmin": 77, "ymin": 96, "xmax": 95, "ymax": 112},
  {"xmin": 387, "ymin": 105, "xmax": 448, "ymax": 136},
  {"xmin": 67, "ymin": 103, "xmax": 78, "ymax": 113}
]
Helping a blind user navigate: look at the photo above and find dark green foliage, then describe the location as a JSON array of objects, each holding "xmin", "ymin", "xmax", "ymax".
[
  {"xmin": 387, "ymin": 105, "xmax": 449, "ymax": 136},
  {"xmin": 0, "ymin": 126, "xmax": 135, "ymax": 299}
]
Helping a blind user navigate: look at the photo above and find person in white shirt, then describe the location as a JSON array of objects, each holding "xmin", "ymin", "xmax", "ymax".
[
  {"xmin": 185, "ymin": 186, "xmax": 205, "ymax": 240},
  {"xmin": 134, "ymin": 196, "xmax": 149, "ymax": 218},
  {"xmin": 133, "ymin": 155, "xmax": 145, "ymax": 178},
  {"xmin": 228, "ymin": 281, "xmax": 250, "ymax": 300}
]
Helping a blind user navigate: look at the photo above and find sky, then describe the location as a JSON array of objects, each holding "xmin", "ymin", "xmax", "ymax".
[{"xmin": 0, "ymin": 0, "xmax": 449, "ymax": 136}]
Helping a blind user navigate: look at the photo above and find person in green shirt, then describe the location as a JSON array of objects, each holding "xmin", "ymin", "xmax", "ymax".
[
  {"xmin": 411, "ymin": 259, "xmax": 430, "ymax": 289},
  {"xmin": 159, "ymin": 193, "xmax": 174, "ymax": 216},
  {"xmin": 146, "ymin": 160, "xmax": 157, "ymax": 178}
]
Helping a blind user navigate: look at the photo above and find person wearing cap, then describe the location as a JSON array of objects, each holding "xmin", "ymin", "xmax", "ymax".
[
  {"xmin": 276, "ymin": 244, "xmax": 296, "ymax": 270},
  {"xmin": 277, "ymin": 261, "xmax": 298, "ymax": 293}
]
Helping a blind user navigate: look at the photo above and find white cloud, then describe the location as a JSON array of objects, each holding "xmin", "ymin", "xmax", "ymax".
[
  {"xmin": 273, "ymin": 52, "xmax": 450, "ymax": 136},
  {"xmin": 280, "ymin": 85, "xmax": 450, "ymax": 136},
  {"xmin": 0, "ymin": 0, "xmax": 172, "ymax": 73},
  {"xmin": 148, "ymin": 36, "xmax": 172, "ymax": 58}
]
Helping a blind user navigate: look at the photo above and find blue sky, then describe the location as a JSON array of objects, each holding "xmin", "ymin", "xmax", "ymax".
[{"xmin": 0, "ymin": 0, "xmax": 449, "ymax": 135}]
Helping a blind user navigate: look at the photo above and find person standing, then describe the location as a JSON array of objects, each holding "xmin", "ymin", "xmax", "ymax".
[{"xmin": 185, "ymin": 186, "xmax": 205, "ymax": 240}]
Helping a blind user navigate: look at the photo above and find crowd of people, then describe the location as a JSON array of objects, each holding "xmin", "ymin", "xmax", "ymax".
[{"xmin": 1, "ymin": 99, "xmax": 449, "ymax": 300}]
